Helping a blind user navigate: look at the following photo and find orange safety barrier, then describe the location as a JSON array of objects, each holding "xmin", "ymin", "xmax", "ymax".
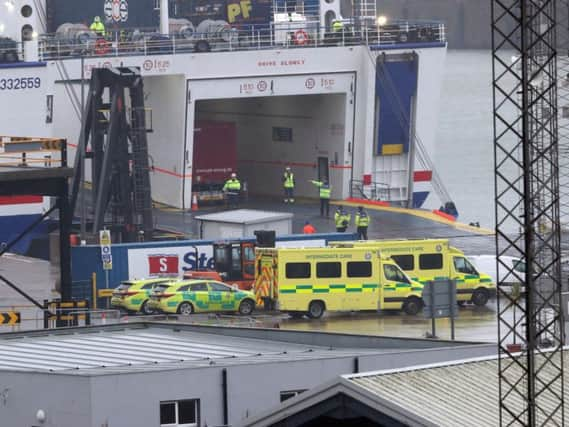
[{"xmin": 432, "ymin": 209, "xmax": 457, "ymax": 222}]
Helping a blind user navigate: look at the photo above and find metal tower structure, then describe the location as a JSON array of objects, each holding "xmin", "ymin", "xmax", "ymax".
[
  {"xmin": 492, "ymin": 0, "xmax": 564, "ymax": 425},
  {"xmin": 558, "ymin": 2, "xmax": 569, "ymax": 230},
  {"xmin": 70, "ymin": 67, "xmax": 154, "ymax": 243}
]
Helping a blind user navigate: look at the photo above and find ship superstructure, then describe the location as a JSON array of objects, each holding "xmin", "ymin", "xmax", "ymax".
[{"xmin": 0, "ymin": 0, "xmax": 448, "ymax": 238}]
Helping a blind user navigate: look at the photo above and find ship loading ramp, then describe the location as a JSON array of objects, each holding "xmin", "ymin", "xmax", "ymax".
[{"xmin": 139, "ymin": 70, "xmax": 356, "ymax": 209}]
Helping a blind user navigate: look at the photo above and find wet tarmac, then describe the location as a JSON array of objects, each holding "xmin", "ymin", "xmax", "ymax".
[
  {"xmin": 278, "ymin": 301, "xmax": 500, "ymax": 342},
  {"xmin": 0, "ymin": 253, "xmax": 60, "ymax": 331},
  {"xmin": 0, "ymin": 196, "xmax": 513, "ymax": 341},
  {"xmin": 0, "ymin": 249, "xmax": 504, "ymax": 341},
  {"xmin": 154, "ymin": 196, "xmax": 497, "ymax": 255}
]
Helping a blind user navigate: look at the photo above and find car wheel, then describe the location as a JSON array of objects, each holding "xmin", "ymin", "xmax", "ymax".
[
  {"xmin": 472, "ymin": 288, "xmax": 489, "ymax": 307},
  {"xmin": 238, "ymin": 299, "xmax": 255, "ymax": 316},
  {"xmin": 308, "ymin": 301, "xmax": 325, "ymax": 319},
  {"xmin": 140, "ymin": 300, "xmax": 155, "ymax": 315},
  {"xmin": 178, "ymin": 302, "xmax": 194, "ymax": 315},
  {"xmin": 457, "ymin": 301, "xmax": 466, "ymax": 307},
  {"xmin": 403, "ymin": 297, "xmax": 422, "ymax": 315}
]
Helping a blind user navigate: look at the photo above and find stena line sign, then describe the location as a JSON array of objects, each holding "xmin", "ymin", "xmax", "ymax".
[
  {"xmin": 128, "ymin": 244, "xmax": 215, "ymax": 279},
  {"xmin": 127, "ymin": 239, "xmax": 326, "ymax": 279}
]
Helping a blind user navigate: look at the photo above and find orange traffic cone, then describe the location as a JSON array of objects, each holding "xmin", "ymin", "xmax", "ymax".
[{"xmin": 192, "ymin": 194, "xmax": 199, "ymax": 211}]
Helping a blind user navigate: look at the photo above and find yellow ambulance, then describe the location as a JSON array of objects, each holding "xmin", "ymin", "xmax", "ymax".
[
  {"xmin": 330, "ymin": 239, "xmax": 496, "ymax": 307},
  {"xmin": 254, "ymin": 246, "xmax": 424, "ymax": 318}
]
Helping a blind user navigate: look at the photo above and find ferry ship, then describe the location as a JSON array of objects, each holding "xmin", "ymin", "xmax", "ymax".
[{"xmin": 0, "ymin": 0, "xmax": 448, "ymax": 254}]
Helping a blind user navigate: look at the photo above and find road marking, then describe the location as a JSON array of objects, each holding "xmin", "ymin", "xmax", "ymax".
[{"xmin": 333, "ymin": 200, "xmax": 495, "ymax": 236}]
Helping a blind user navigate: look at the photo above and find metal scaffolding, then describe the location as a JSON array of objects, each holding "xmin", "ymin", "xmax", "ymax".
[
  {"xmin": 70, "ymin": 67, "xmax": 154, "ymax": 243},
  {"xmin": 492, "ymin": 0, "xmax": 564, "ymax": 425}
]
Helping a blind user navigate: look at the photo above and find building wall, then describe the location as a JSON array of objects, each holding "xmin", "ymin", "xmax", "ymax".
[
  {"xmin": 1, "ymin": 342, "xmax": 496, "ymax": 427},
  {"xmin": 0, "ymin": 372, "xmax": 90, "ymax": 427}
]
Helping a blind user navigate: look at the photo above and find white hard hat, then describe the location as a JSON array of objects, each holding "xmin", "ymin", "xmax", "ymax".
[
  {"xmin": 231, "ymin": 172, "xmax": 236, "ymax": 178},
  {"xmin": 285, "ymin": 166, "xmax": 291, "ymax": 171}
]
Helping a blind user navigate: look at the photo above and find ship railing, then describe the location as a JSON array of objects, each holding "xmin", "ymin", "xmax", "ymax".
[
  {"xmin": 0, "ymin": 137, "xmax": 67, "ymax": 169},
  {"xmin": 0, "ymin": 38, "xmax": 22, "ymax": 63},
  {"xmin": 350, "ymin": 179, "xmax": 391, "ymax": 202},
  {"xmin": 35, "ymin": 20, "xmax": 446, "ymax": 62}
]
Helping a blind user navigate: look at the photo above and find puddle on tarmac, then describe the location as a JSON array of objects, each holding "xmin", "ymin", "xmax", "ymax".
[{"xmin": 279, "ymin": 299, "xmax": 516, "ymax": 343}]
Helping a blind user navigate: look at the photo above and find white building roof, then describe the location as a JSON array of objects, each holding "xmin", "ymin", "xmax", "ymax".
[
  {"xmin": 0, "ymin": 324, "xmax": 387, "ymax": 375},
  {"xmin": 195, "ymin": 209, "xmax": 293, "ymax": 225}
]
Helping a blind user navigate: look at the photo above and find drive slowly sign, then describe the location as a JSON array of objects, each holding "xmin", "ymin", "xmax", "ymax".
[{"xmin": 99, "ymin": 230, "xmax": 113, "ymax": 270}]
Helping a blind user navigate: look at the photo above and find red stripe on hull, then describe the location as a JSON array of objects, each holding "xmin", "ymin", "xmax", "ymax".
[
  {"xmin": 0, "ymin": 195, "xmax": 43, "ymax": 205},
  {"xmin": 413, "ymin": 171, "xmax": 432, "ymax": 182}
]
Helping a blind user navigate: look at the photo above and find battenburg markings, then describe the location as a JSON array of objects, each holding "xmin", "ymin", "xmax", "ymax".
[
  {"xmin": 0, "ymin": 311, "xmax": 20, "ymax": 325},
  {"xmin": 281, "ymin": 284, "xmax": 381, "ymax": 294}
]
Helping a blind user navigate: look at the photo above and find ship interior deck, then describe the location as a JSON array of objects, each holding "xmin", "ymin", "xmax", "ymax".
[{"xmin": 193, "ymin": 93, "xmax": 348, "ymax": 201}]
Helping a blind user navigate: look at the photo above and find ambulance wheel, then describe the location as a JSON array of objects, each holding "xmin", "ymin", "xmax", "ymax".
[
  {"xmin": 288, "ymin": 312, "xmax": 305, "ymax": 319},
  {"xmin": 238, "ymin": 299, "xmax": 255, "ymax": 316},
  {"xmin": 140, "ymin": 300, "xmax": 155, "ymax": 315},
  {"xmin": 472, "ymin": 289, "xmax": 489, "ymax": 307},
  {"xmin": 403, "ymin": 297, "xmax": 422, "ymax": 315},
  {"xmin": 178, "ymin": 302, "xmax": 194, "ymax": 315},
  {"xmin": 308, "ymin": 301, "xmax": 325, "ymax": 319}
]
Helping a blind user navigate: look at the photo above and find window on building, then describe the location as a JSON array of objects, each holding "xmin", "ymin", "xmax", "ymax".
[
  {"xmin": 391, "ymin": 255, "xmax": 414, "ymax": 271},
  {"xmin": 286, "ymin": 262, "xmax": 311, "ymax": 279},
  {"xmin": 419, "ymin": 253, "xmax": 443, "ymax": 270},
  {"xmin": 316, "ymin": 262, "xmax": 341, "ymax": 278},
  {"xmin": 280, "ymin": 389, "xmax": 307, "ymax": 402},
  {"xmin": 160, "ymin": 399, "xmax": 199, "ymax": 427},
  {"xmin": 272, "ymin": 126, "xmax": 293, "ymax": 142},
  {"xmin": 347, "ymin": 261, "xmax": 372, "ymax": 277}
]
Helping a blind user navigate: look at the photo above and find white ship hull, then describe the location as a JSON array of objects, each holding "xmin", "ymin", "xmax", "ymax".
[
  {"xmin": 0, "ymin": 0, "xmax": 447, "ymax": 244},
  {"xmin": 0, "ymin": 44, "xmax": 446, "ymax": 207}
]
